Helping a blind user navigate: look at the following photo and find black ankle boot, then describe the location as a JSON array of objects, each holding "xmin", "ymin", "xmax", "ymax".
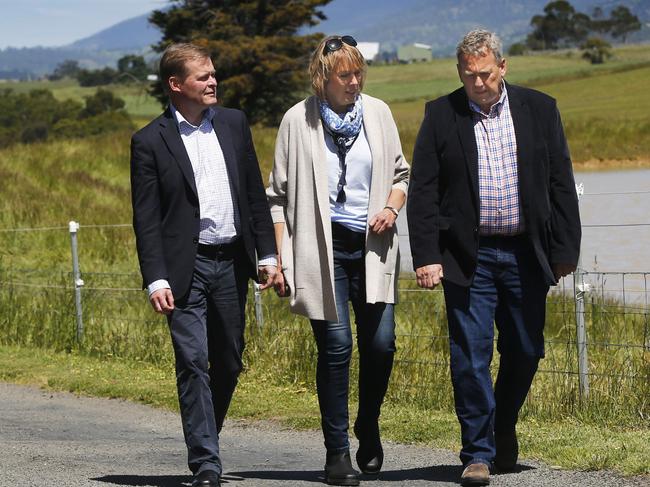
[
  {"xmin": 324, "ymin": 450, "xmax": 360, "ymax": 486},
  {"xmin": 353, "ymin": 421, "xmax": 384, "ymax": 475}
]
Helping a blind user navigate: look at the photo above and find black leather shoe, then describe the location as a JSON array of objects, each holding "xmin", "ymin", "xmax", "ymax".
[
  {"xmin": 354, "ymin": 421, "xmax": 383, "ymax": 475},
  {"xmin": 324, "ymin": 450, "xmax": 360, "ymax": 486},
  {"xmin": 192, "ymin": 469, "xmax": 221, "ymax": 487},
  {"xmin": 494, "ymin": 429, "xmax": 518, "ymax": 472}
]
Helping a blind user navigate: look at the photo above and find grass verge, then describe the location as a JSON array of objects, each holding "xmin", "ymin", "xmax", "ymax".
[{"xmin": 1, "ymin": 344, "xmax": 648, "ymax": 476}]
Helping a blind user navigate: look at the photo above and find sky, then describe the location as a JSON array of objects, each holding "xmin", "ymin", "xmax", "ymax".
[{"xmin": 0, "ymin": 0, "xmax": 167, "ymax": 49}]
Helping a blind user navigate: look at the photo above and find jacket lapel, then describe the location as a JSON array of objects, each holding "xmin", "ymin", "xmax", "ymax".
[
  {"xmin": 159, "ymin": 108, "xmax": 198, "ymax": 198},
  {"xmin": 506, "ymin": 84, "xmax": 534, "ymax": 209},
  {"xmin": 361, "ymin": 95, "xmax": 384, "ymax": 210},
  {"xmin": 212, "ymin": 108, "xmax": 241, "ymax": 197},
  {"xmin": 308, "ymin": 97, "xmax": 330, "ymax": 223},
  {"xmin": 454, "ymin": 90, "xmax": 480, "ymax": 210}
]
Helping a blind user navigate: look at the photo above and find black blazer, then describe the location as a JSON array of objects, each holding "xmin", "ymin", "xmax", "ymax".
[
  {"xmin": 407, "ymin": 83, "xmax": 581, "ymax": 286},
  {"xmin": 130, "ymin": 106, "xmax": 276, "ymax": 300}
]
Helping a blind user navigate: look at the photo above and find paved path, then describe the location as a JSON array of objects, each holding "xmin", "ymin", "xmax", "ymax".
[{"xmin": 1, "ymin": 382, "xmax": 647, "ymax": 487}]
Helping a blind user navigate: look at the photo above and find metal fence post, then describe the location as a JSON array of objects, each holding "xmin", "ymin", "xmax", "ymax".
[
  {"xmin": 69, "ymin": 221, "xmax": 85, "ymax": 342},
  {"xmin": 254, "ymin": 282, "xmax": 264, "ymax": 328},
  {"xmin": 573, "ymin": 184, "xmax": 589, "ymax": 399}
]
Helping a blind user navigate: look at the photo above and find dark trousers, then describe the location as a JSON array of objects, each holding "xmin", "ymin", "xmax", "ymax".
[
  {"xmin": 310, "ymin": 223, "xmax": 396, "ymax": 453},
  {"xmin": 167, "ymin": 243, "xmax": 248, "ymax": 475},
  {"xmin": 442, "ymin": 236, "xmax": 549, "ymax": 466}
]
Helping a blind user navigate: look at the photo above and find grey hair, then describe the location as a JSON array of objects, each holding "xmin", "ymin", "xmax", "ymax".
[{"xmin": 456, "ymin": 29, "xmax": 503, "ymax": 62}]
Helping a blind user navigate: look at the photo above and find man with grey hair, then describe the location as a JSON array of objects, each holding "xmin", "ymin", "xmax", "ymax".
[{"xmin": 407, "ymin": 29, "xmax": 580, "ymax": 486}]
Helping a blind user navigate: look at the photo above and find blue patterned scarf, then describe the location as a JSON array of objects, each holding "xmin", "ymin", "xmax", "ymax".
[
  {"xmin": 319, "ymin": 97, "xmax": 364, "ymax": 203},
  {"xmin": 318, "ymin": 96, "xmax": 364, "ymax": 138}
]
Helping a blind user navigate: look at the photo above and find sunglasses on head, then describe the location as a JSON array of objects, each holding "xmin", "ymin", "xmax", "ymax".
[{"xmin": 323, "ymin": 35, "xmax": 357, "ymax": 55}]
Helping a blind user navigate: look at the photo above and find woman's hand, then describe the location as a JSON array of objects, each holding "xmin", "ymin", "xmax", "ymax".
[{"xmin": 369, "ymin": 207, "xmax": 397, "ymax": 235}]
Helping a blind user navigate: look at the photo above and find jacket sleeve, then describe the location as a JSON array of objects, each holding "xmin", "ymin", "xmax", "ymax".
[
  {"xmin": 547, "ymin": 102, "xmax": 581, "ymax": 266},
  {"xmin": 130, "ymin": 132, "xmax": 167, "ymax": 288},
  {"xmin": 239, "ymin": 111, "xmax": 277, "ymax": 260},
  {"xmin": 266, "ymin": 113, "xmax": 290, "ymax": 225},
  {"xmin": 407, "ymin": 102, "xmax": 442, "ymax": 269}
]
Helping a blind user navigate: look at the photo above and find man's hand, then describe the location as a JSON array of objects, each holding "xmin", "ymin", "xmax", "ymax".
[
  {"xmin": 416, "ymin": 264, "xmax": 444, "ymax": 289},
  {"xmin": 273, "ymin": 269, "xmax": 290, "ymax": 297},
  {"xmin": 150, "ymin": 288, "xmax": 175, "ymax": 315},
  {"xmin": 258, "ymin": 265, "xmax": 279, "ymax": 291},
  {"xmin": 553, "ymin": 263, "xmax": 577, "ymax": 281},
  {"xmin": 369, "ymin": 208, "xmax": 397, "ymax": 235}
]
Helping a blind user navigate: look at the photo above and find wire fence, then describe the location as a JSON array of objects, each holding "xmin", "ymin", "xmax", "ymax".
[{"xmin": 0, "ymin": 183, "xmax": 649, "ymax": 420}]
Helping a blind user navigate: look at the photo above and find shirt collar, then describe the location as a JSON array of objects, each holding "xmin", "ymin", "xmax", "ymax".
[
  {"xmin": 469, "ymin": 81, "xmax": 508, "ymax": 118},
  {"xmin": 170, "ymin": 104, "xmax": 215, "ymax": 130}
]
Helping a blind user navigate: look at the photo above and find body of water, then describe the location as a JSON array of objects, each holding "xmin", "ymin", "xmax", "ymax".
[{"xmin": 397, "ymin": 168, "xmax": 650, "ymax": 276}]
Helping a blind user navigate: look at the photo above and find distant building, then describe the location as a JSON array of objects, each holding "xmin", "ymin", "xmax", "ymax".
[
  {"xmin": 357, "ymin": 42, "xmax": 380, "ymax": 63},
  {"xmin": 397, "ymin": 43, "xmax": 432, "ymax": 63}
]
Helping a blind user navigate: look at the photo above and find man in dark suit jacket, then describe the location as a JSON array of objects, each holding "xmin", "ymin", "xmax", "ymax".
[
  {"xmin": 407, "ymin": 30, "xmax": 580, "ymax": 486},
  {"xmin": 130, "ymin": 43, "xmax": 277, "ymax": 487}
]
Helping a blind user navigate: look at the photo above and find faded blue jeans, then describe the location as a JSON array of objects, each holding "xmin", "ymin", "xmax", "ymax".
[{"xmin": 310, "ymin": 222, "xmax": 396, "ymax": 453}]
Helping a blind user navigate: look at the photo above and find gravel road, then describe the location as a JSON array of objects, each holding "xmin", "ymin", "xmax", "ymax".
[{"xmin": 1, "ymin": 382, "xmax": 647, "ymax": 487}]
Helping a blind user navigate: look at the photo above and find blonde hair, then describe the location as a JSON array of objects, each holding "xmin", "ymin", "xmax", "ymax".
[
  {"xmin": 308, "ymin": 36, "xmax": 367, "ymax": 99},
  {"xmin": 159, "ymin": 43, "xmax": 212, "ymax": 94}
]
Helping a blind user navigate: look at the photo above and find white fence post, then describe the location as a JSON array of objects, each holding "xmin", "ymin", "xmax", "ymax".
[
  {"xmin": 253, "ymin": 282, "xmax": 264, "ymax": 328},
  {"xmin": 69, "ymin": 221, "xmax": 85, "ymax": 342},
  {"xmin": 573, "ymin": 184, "xmax": 589, "ymax": 399}
]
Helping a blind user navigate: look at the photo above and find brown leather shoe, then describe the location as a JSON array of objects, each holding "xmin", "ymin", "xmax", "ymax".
[{"xmin": 460, "ymin": 462, "xmax": 490, "ymax": 486}]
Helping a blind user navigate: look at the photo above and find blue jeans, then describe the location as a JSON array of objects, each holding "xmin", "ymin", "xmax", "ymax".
[
  {"xmin": 442, "ymin": 235, "xmax": 549, "ymax": 466},
  {"xmin": 310, "ymin": 223, "xmax": 396, "ymax": 453}
]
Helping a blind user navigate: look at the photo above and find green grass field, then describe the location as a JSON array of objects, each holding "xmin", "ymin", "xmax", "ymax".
[{"xmin": 4, "ymin": 44, "xmax": 650, "ymax": 166}]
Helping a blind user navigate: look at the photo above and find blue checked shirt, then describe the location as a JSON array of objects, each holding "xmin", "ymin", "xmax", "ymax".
[{"xmin": 470, "ymin": 85, "xmax": 524, "ymax": 236}]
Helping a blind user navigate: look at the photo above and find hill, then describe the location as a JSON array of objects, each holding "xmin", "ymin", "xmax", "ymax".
[
  {"xmin": 319, "ymin": 0, "xmax": 650, "ymax": 53},
  {"xmin": 70, "ymin": 14, "xmax": 160, "ymax": 52},
  {"xmin": 0, "ymin": 0, "xmax": 647, "ymax": 79}
]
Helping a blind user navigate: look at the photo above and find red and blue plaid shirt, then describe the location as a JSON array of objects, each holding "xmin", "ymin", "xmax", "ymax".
[{"xmin": 470, "ymin": 85, "xmax": 524, "ymax": 236}]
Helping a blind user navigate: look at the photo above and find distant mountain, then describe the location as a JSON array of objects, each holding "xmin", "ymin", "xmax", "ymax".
[
  {"xmin": 317, "ymin": 0, "xmax": 650, "ymax": 54},
  {"xmin": 0, "ymin": 13, "xmax": 162, "ymax": 79},
  {"xmin": 70, "ymin": 13, "xmax": 160, "ymax": 52},
  {"xmin": 0, "ymin": 0, "xmax": 647, "ymax": 79}
]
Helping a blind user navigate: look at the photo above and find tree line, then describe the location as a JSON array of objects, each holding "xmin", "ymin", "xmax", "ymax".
[
  {"xmin": 49, "ymin": 55, "xmax": 152, "ymax": 87},
  {"xmin": 511, "ymin": 1, "xmax": 642, "ymax": 63},
  {"xmin": 0, "ymin": 89, "xmax": 132, "ymax": 148}
]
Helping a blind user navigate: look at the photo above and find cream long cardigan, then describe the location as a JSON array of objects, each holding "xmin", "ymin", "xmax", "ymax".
[{"xmin": 266, "ymin": 94, "xmax": 410, "ymax": 322}]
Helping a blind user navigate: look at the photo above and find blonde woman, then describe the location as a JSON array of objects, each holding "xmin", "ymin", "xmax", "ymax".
[{"xmin": 267, "ymin": 35, "xmax": 409, "ymax": 485}]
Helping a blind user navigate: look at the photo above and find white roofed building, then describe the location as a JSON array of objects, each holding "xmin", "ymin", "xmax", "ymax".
[{"xmin": 357, "ymin": 42, "xmax": 380, "ymax": 63}]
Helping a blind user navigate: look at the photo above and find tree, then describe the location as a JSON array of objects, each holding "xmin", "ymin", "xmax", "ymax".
[
  {"xmin": 80, "ymin": 88, "xmax": 126, "ymax": 118},
  {"xmin": 76, "ymin": 67, "xmax": 118, "ymax": 87},
  {"xmin": 590, "ymin": 7, "xmax": 612, "ymax": 36},
  {"xmin": 149, "ymin": 0, "xmax": 331, "ymax": 125},
  {"xmin": 526, "ymin": 0, "xmax": 591, "ymax": 50},
  {"xmin": 581, "ymin": 37, "xmax": 612, "ymax": 64},
  {"xmin": 508, "ymin": 42, "xmax": 527, "ymax": 56},
  {"xmin": 49, "ymin": 60, "xmax": 81, "ymax": 81},
  {"xmin": 609, "ymin": 5, "xmax": 641, "ymax": 43},
  {"xmin": 117, "ymin": 54, "xmax": 149, "ymax": 83}
]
